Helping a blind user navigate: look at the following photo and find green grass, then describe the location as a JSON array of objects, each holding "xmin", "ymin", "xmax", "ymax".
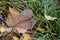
[{"xmin": 0, "ymin": 0, "xmax": 60, "ymax": 40}]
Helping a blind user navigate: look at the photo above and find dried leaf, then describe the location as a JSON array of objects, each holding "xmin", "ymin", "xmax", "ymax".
[
  {"xmin": 0, "ymin": 24, "xmax": 6, "ymax": 33},
  {"xmin": 6, "ymin": 7, "xmax": 33, "ymax": 26},
  {"xmin": 20, "ymin": 32, "xmax": 32, "ymax": 40},
  {"xmin": 6, "ymin": 7, "xmax": 36, "ymax": 33},
  {"xmin": 0, "ymin": 27, "xmax": 5, "ymax": 33},
  {"xmin": 35, "ymin": 27, "xmax": 46, "ymax": 33},
  {"xmin": 44, "ymin": 14, "xmax": 57, "ymax": 21}
]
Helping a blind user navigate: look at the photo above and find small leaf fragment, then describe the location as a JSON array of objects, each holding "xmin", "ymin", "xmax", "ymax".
[
  {"xmin": 20, "ymin": 32, "xmax": 32, "ymax": 40},
  {"xmin": 44, "ymin": 14, "xmax": 57, "ymax": 21},
  {"xmin": 0, "ymin": 24, "xmax": 6, "ymax": 33},
  {"xmin": 0, "ymin": 27, "xmax": 5, "ymax": 33},
  {"xmin": 35, "ymin": 27, "xmax": 46, "ymax": 33}
]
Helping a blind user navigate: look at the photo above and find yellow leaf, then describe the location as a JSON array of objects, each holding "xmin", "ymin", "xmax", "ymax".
[
  {"xmin": 20, "ymin": 32, "xmax": 32, "ymax": 40},
  {"xmin": 35, "ymin": 27, "xmax": 46, "ymax": 33}
]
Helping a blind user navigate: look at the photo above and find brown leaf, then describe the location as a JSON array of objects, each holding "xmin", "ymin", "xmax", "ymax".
[
  {"xmin": 6, "ymin": 7, "xmax": 36, "ymax": 33},
  {"xmin": 6, "ymin": 7, "xmax": 33, "ymax": 26}
]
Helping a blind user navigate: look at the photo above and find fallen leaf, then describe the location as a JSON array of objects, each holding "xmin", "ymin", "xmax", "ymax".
[
  {"xmin": 6, "ymin": 7, "xmax": 36, "ymax": 33},
  {"xmin": 0, "ymin": 27, "xmax": 5, "ymax": 33},
  {"xmin": 0, "ymin": 24, "xmax": 6, "ymax": 33},
  {"xmin": 20, "ymin": 32, "xmax": 32, "ymax": 40},
  {"xmin": 6, "ymin": 7, "xmax": 33, "ymax": 26},
  {"xmin": 44, "ymin": 14, "xmax": 57, "ymax": 21},
  {"xmin": 35, "ymin": 27, "xmax": 46, "ymax": 33}
]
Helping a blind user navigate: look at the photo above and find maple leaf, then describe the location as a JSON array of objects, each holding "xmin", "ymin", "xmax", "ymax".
[{"xmin": 6, "ymin": 7, "xmax": 36, "ymax": 33}]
